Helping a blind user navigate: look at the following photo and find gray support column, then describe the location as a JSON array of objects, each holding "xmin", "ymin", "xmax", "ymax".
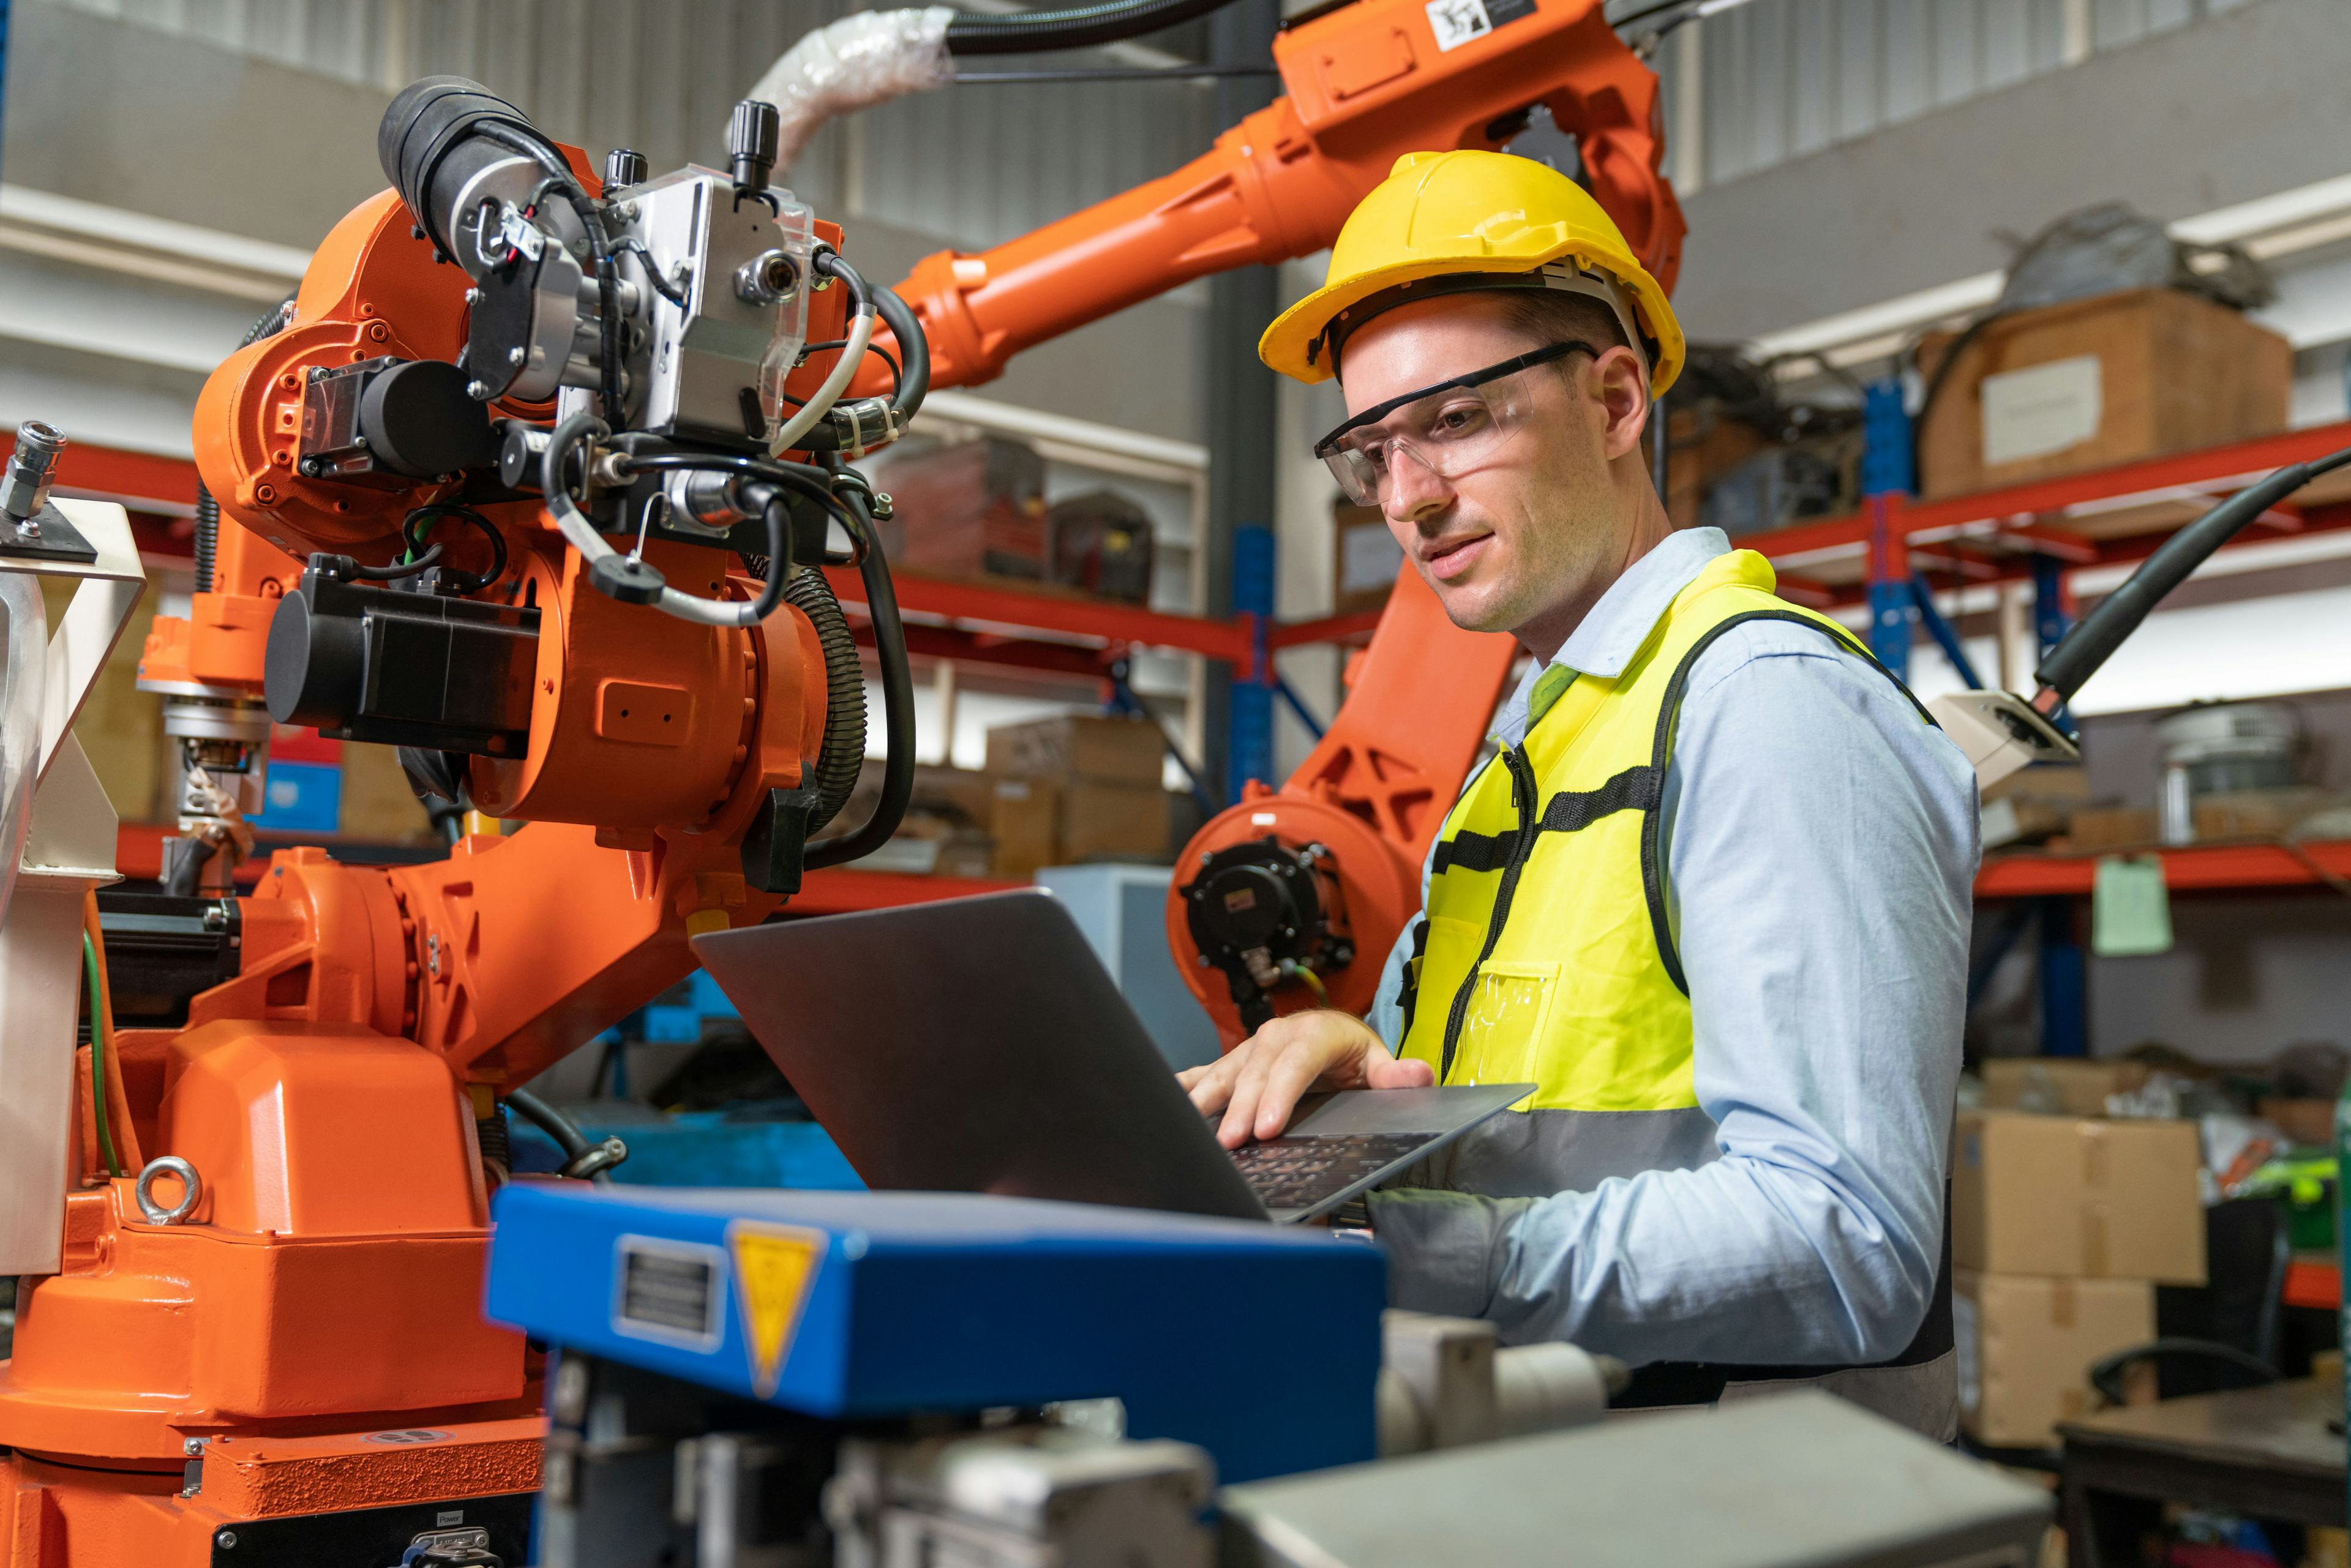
[{"xmin": 1199, "ymin": 0, "xmax": 1283, "ymax": 804}]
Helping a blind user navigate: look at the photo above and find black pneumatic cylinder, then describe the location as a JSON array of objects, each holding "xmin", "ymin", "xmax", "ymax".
[
  {"xmin": 727, "ymin": 100, "xmax": 781, "ymax": 193},
  {"xmin": 378, "ymin": 75, "xmax": 542, "ymax": 256}
]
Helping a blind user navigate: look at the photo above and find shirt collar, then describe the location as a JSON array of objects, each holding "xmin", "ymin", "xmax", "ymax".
[{"xmin": 1495, "ymin": 527, "xmax": 1733, "ymax": 744}]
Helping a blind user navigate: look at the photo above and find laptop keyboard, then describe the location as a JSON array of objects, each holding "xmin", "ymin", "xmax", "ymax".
[{"xmin": 1229, "ymin": 1133, "xmax": 1431, "ymax": 1212}]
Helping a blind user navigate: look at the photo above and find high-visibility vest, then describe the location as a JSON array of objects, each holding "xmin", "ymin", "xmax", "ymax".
[{"xmin": 1394, "ymin": 547, "xmax": 1957, "ymax": 1433}]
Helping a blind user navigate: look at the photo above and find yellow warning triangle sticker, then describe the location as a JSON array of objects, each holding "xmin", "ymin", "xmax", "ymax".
[{"xmin": 729, "ymin": 1223, "xmax": 824, "ymax": 1396}]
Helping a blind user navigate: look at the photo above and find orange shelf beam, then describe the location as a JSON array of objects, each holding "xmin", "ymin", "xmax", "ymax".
[
  {"xmin": 1976, "ymin": 839, "xmax": 2351, "ymax": 898},
  {"xmin": 2284, "ymin": 1257, "xmax": 2339, "ymax": 1312},
  {"xmin": 1758, "ymin": 419, "xmax": 2351, "ymax": 569}
]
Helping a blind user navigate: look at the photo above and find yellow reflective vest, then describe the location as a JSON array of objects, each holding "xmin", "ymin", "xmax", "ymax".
[
  {"xmin": 1391, "ymin": 547, "xmax": 1955, "ymax": 1427},
  {"xmin": 1397, "ymin": 548, "xmax": 1899, "ymax": 1102}
]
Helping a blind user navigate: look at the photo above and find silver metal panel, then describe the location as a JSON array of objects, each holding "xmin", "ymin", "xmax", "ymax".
[{"xmin": 1219, "ymin": 1389, "xmax": 2051, "ymax": 1568}]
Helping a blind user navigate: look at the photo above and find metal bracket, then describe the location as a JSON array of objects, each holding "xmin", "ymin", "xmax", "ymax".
[{"xmin": 0, "ymin": 503, "xmax": 97, "ymax": 566}]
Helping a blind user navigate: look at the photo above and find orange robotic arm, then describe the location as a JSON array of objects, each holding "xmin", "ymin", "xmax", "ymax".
[
  {"xmin": 885, "ymin": 0, "xmax": 1682, "ymax": 392},
  {"xmin": 866, "ymin": 0, "xmax": 1679, "ymax": 1043}
]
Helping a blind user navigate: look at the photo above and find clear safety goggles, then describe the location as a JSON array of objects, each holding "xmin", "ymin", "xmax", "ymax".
[{"xmin": 1311, "ymin": 340, "xmax": 1597, "ymax": 508}]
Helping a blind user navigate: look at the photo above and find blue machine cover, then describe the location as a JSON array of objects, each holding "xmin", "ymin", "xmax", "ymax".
[{"xmin": 486, "ymin": 1184, "xmax": 1386, "ymax": 1483}]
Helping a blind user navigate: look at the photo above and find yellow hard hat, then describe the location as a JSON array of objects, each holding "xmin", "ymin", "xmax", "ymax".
[{"xmin": 1260, "ymin": 149, "xmax": 1685, "ymax": 397}]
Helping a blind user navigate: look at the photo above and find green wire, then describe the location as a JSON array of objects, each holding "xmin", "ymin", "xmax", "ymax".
[{"xmin": 83, "ymin": 932, "xmax": 121, "ymax": 1178}]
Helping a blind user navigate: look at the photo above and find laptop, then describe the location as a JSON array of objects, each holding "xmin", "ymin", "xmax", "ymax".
[{"xmin": 691, "ymin": 890, "xmax": 1529, "ymax": 1223}]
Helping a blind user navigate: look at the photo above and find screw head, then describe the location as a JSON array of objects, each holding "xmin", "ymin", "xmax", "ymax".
[
  {"xmin": 466, "ymin": 380, "xmax": 490, "ymax": 400},
  {"xmin": 183, "ymin": 1436, "xmax": 206, "ymax": 1455},
  {"xmin": 217, "ymin": 1529, "xmax": 238, "ymax": 1548},
  {"xmin": 464, "ymin": 287, "xmax": 483, "ymax": 304},
  {"xmin": 508, "ymin": 345, "xmax": 527, "ymax": 366}
]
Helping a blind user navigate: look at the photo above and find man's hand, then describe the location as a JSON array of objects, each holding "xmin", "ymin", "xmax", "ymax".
[{"xmin": 1177, "ymin": 1009, "xmax": 1435, "ymax": 1149}]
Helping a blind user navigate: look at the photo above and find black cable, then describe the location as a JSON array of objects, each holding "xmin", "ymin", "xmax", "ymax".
[
  {"xmin": 2089, "ymin": 1339, "xmax": 2276, "ymax": 1408},
  {"xmin": 804, "ymin": 482, "xmax": 914, "ymax": 869},
  {"xmin": 945, "ymin": 0, "xmax": 1250, "ymax": 55},
  {"xmin": 612, "ymin": 451, "xmax": 857, "ymax": 532},
  {"xmin": 163, "ymin": 835, "xmax": 218, "ymax": 899},
  {"xmin": 778, "ymin": 339, "xmax": 901, "ymax": 404},
  {"xmin": 503, "ymin": 1089, "xmax": 615, "ymax": 1185},
  {"xmin": 776, "ymin": 566, "xmax": 868, "ymax": 831},
  {"xmin": 871, "ymin": 282, "xmax": 930, "ymax": 418},
  {"xmin": 612, "ymin": 236, "xmax": 689, "ymax": 308},
  {"xmin": 402, "ymin": 504, "xmax": 508, "ymax": 592},
  {"xmin": 345, "ymin": 547, "xmax": 444, "ymax": 581},
  {"xmin": 1907, "ymin": 309, "xmax": 2008, "ymax": 487},
  {"xmin": 2036, "ymin": 444, "xmax": 2351, "ymax": 707},
  {"xmin": 478, "ymin": 123, "xmax": 624, "ymax": 420}
]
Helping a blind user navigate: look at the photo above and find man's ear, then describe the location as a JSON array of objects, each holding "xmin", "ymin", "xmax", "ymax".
[{"xmin": 1591, "ymin": 346, "xmax": 1652, "ymax": 463}]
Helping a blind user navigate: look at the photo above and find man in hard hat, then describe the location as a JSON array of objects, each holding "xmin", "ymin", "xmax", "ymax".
[{"xmin": 1181, "ymin": 151, "xmax": 1976, "ymax": 1438}]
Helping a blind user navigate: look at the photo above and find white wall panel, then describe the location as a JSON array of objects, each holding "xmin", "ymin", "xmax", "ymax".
[
  {"xmin": 1684, "ymin": 0, "xmax": 2263, "ymax": 189},
  {"xmin": 42, "ymin": 0, "xmax": 1218, "ymax": 253}
]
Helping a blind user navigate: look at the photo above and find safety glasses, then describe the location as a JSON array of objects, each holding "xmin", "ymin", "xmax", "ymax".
[{"xmin": 1312, "ymin": 341, "xmax": 1597, "ymax": 508}]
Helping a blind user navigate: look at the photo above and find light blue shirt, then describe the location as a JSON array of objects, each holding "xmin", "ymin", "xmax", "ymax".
[{"xmin": 1363, "ymin": 527, "xmax": 1979, "ymax": 1369}]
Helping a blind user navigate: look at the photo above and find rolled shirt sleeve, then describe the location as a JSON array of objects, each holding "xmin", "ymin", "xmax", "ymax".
[{"xmin": 1367, "ymin": 623, "xmax": 1978, "ymax": 1367}]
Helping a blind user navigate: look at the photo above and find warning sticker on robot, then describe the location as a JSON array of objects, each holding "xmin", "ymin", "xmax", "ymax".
[
  {"xmin": 729, "ymin": 1223, "xmax": 825, "ymax": 1396},
  {"xmin": 1424, "ymin": 0, "xmax": 1491, "ymax": 51}
]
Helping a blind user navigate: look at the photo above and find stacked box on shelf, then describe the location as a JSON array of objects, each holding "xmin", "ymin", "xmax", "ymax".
[
  {"xmin": 984, "ymin": 713, "xmax": 1172, "ymax": 878},
  {"xmin": 1952, "ymin": 1107, "xmax": 2205, "ymax": 1447},
  {"xmin": 1916, "ymin": 287, "xmax": 2291, "ymax": 500}
]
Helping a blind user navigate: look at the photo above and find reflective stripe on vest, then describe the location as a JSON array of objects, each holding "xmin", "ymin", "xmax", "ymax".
[
  {"xmin": 1390, "ymin": 549, "xmax": 1955, "ymax": 1433},
  {"xmin": 1397, "ymin": 549, "xmax": 1924, "ymax": 1104}
]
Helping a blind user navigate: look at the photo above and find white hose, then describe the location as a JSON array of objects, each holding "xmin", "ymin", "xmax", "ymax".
[{"xmin": 767, "ymin": 305, "xmax": 876, "ymax": 460}]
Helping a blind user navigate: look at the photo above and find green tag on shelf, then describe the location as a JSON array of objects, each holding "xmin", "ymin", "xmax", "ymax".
[{"xmin": 2091, "ymin": 855, "xmax": 2172, "ymax": 956}]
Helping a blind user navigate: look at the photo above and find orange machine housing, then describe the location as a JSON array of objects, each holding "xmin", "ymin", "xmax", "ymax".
[
  {"xmin": 0, "ymin": 163, "xmax": 849, "ymax": 1564},
  {"xmin": 871, "ymin": 0, "xmax": 1681, "ymax": 394}
]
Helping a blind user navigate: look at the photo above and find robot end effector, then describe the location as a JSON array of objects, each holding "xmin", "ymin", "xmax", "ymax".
[{"xmin": 192, "ymin": 78, "xmax": 931, "ymax": 891}]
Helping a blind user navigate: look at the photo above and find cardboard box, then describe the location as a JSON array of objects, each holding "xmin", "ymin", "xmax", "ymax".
[
  {"xmin": 1332, "ymin": 502, "xmax": 1404, "ymax": 613},
  {"xmin": 2193, "ymin": 787, "xmax": 2330, "ymax": 839},
  {"xmin": 1061, "ymin": 779, "xmax": 1171, "ymax": 863},
  {"xmin": 984, "ymin": 713, "xmax": 1166, "ymax": 788},
  {"xmin": 988, "ymin": 776, "xmax": 1060, "ymax": 880},
  {"xmin": 1917, "ymin": 288, "xmax": 2292, "ymax": 500},
  {"xmin": 1980, "ymin": 1059, "xmax": 2153, "ymax": 1118},
  {"xmin": 1956, "ymin": 1271, "xmax": 2155, "ymax": 1449},
  {"xmin": 1954, "ymin": 1109, "xmax": 2206, "ymax": 1284},
  {"xmin": 2063, "ymin": 805, "xmax": 2157, "ymax": 854}
]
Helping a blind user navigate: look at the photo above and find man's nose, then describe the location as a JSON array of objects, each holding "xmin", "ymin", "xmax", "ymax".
[{"xmin": 1380, "ymin": 443, "xmax": 1452, "ymax": 523}]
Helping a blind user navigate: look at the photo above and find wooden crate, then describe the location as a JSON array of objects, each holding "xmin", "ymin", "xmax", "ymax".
[{"xmin": 1917, "ymin": 288, "xmax": 2290, "ymax": 500}]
